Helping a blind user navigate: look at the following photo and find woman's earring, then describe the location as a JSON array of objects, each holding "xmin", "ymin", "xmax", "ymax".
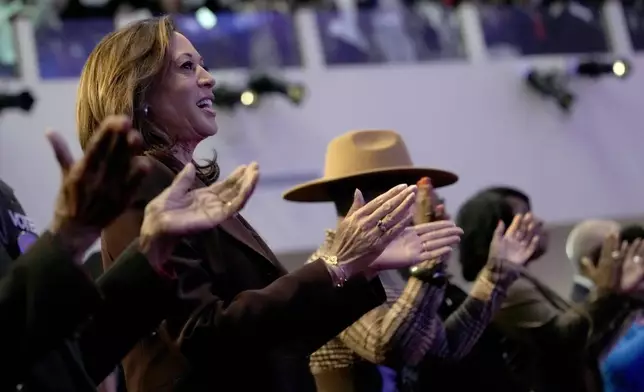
[{"xmin": 143, "ymin": 105, "xmax": 149, "ymax": 116}]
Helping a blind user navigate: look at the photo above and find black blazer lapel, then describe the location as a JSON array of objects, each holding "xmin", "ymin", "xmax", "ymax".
[{"xmin": 218, "ymin": 217, "xmax": 279, "ymax": 267}]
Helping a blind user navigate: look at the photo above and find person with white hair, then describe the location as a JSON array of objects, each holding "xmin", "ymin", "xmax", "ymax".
[{"xmin": 565, "ymin": 219, "xmax": 621, "ymax": 303}]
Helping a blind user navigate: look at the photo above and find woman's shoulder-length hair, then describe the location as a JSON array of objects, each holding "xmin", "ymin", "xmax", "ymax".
[
  {"xmin": 76, "ymin": 15, "xmax": 219, "ymax": 183},
  {"xmin": 456, "ymin": 190, "xmax": 516, "ymax": 281}
]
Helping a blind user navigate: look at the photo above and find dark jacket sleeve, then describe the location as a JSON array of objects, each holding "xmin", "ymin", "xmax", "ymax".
[
  {"xmin": 102, "ymin": 209, "xmax": 385, "ymax": 363},
  {"xmin": 178, "ymin": 259, "xmax": 385, "ymax": 360},
  {"xmin": 0, "ymin": 231, "xmax": 102, "ymax": 379},
  {"xmin": 75, "ymin": 239, "xmax": 175, "ymax": 384}
]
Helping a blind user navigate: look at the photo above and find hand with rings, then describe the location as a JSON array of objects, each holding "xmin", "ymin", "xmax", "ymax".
[
  {"xmin": 141, "ymin": 162, "xmax": 259, "ymax": 238},
  {"xmin": 368, "ymin": 221, "xmax": 463, "ymax": 272},
  {"xmin": 584, "ymin": 235, "xmax": 644, "ymax": 294},
  {"xmin": 620, "ymin": 238, "xmax": 644, "ymax": 293},
  {"xmin": 581, "ymin": 235, "xmax": 644, "ymax": 294},
  {"xmin": 326, "ymin": 184, "xmax": 418, "ymax": 278},
  {"xmin": 487, "ymin": 213, "xmax": 540, "ymax": 265}
]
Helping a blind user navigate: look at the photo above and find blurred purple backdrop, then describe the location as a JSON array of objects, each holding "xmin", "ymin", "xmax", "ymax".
[
  {"xmin": 316, "ymin": 6, "xmax": 465, "ymax": 65},
  {"xmin": 624, "ymin": 5, "xmax": 644, "ymax": 51},
  {"xmin": 35, "ymin": 19, "xmax": 115, "ymax": 79},
  {"xmin": 34, "ymin": 12, "xmax": 302, "ymax": 79},
  {"xmin": 480, "ymin": 4, "xmax": 609, "ymax": 57}
]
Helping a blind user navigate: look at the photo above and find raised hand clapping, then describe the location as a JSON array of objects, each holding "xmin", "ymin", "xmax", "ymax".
[
  {"xmin": 369, "ymin": 221, "xmax": 463, "ymax": 271},
  {"xmin": 488, "ymin": 213, "xmax": 540, "ymax": 265},
  {"xmin": 325, "ymin": 185, "xmax": 417, "ymax": 279},
  {"xmin": 47, "ymin": 115, "xmax": 150, "ymax": 261},
  {"xmin": 583, "ymin": 235, "xmax": 644, "ymax": 295},
  {"xmin": 141, "ymin": 162, "xmax": 259, "ymax": 238}
]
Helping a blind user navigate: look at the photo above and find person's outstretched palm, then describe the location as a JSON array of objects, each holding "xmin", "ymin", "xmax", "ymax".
[
  {"xmin": 370, "ymin": 221, "xmax": 462, "ymax": 270},
  {"xmin": 142, "ymin": 162, "xmax": 259, "ymax": 236},
  {"xmin": 488, "ymin": 214, "xmax": 540, "ymax": 265}
]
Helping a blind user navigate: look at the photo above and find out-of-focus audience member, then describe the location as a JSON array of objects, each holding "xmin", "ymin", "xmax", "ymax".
[
  {"xmin": 457, "ymin": 188, "xmax": 644, "ymax": 392},
  {"xmin": 566, "ymin": 219, "xmax": 621, "ymax": 303},
  {"xmin": 601, "ymin": 315, "xmax": 644, "ymax": 392},
  {"xmin": 565, "ymin": 221, "xmax": 641, "ymax": 379},
  {"xmin": 600, "ymin": 224, "xmax": 644, "ymax": 392},
  {"xmin": 0, "ymin": 115, "xmax": 149, "ymax": 390},
  {"xmin": 403, "ymin": 188, "xmax": 536, "ymax": 392},
  {"xmin": 619, "ymin": 225, "xmax": 644, "ymax": 245}
]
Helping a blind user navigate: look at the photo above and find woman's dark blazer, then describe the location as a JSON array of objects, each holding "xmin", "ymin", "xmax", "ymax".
[{"xmin": 100, "ymin": 158, "xmax": 386, "ymax": 392}]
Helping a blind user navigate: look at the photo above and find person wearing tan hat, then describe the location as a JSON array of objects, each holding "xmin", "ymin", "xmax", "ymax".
[
  {"xmin": 566, "ymin": 219, "xmax": 621, "ymax": 303},
  {"xmin": 284, "ymin": 130, "xmax": 541, "ymax": 392}
]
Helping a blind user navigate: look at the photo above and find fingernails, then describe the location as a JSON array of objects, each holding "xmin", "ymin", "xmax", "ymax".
[{"xmin": 395, "ymin": 184, "xmax": 408, "ymax": 190}]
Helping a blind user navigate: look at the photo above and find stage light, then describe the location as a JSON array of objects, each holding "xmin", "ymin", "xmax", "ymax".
[
  {"xmin": 0, "ymin": 91, "xmax": 35, "ymax": 113},
  {"xmin": 213, "ymin": 84, "xmax": 260, "ymax": 110},
  {"xmin": 525, "ymin": 70, "xmax": 575, "ymax": 112},
  {"xmin": 213, "ymin": 85, "xmax": 244, "ymax": 110},
  {"xmin": 195, "ymin": 7, "xmax": 217, "ymax": 30},
  {"xmin": 246, "ymin": 74, "xmax": 306, "ymax": 105},
  {"xmin": 240, "ymin": 90, "xmax": 257, "ymax": 107},
  {"xmin": 574, "ymin": 59, "xmax": 631, "ymax": 79}
]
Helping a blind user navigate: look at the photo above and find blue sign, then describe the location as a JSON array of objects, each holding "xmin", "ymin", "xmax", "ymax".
[
  {"xmin": 35, "ymin": 19, "xmax": 115, "ymax": 79},
  {"xmin": 480, "ymin": 4, "xmax": 608, "ymax": 57},
  {"xmin": 316, "ymin": 6, "xmax": 465, "ymax": 66}
]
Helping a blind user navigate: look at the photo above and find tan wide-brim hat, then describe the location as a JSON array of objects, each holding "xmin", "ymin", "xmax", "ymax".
[{"xmin": 283, "ymin": 130, "xmax": 458, "ymax": 202}]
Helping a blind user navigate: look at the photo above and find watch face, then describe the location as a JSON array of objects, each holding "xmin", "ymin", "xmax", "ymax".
[{"xmin": 17, "ymin": 231, "xmax": 38, "ymax": 255}]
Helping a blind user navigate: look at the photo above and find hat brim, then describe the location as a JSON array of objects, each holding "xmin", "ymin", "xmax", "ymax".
[{"xmin": 282, "ymin": 166, "xmax": 458, "ymax": 202}]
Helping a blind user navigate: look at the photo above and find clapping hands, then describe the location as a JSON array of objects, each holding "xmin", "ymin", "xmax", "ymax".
[
  {"xmin": 141, "ymin": 162, "xmax": 259, "ymax": 238},
  {"xmin": 47, "ymin": 115, "xmax": 150, "ymax": 262},
  {"xmin": 488, "ymin": 214, "xmax": 541, "ymax": 265},
  {"xmin": 326, "ymin": 185, "xmax": 417, "ymax": 278},
  {"xmin": 139, "ymin": 161, "xmax": 259, "ymax": 276},
  {"xmin": 321, "ymin": 183, "xmax": 464, "ymax": 279},
  {"xmin": 369, "ymin": 221, "xmax": 463, "ymax": 271},
  {"xmin": 583, "ymin": 234, "xmax": 644, "ymax": 295}
]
